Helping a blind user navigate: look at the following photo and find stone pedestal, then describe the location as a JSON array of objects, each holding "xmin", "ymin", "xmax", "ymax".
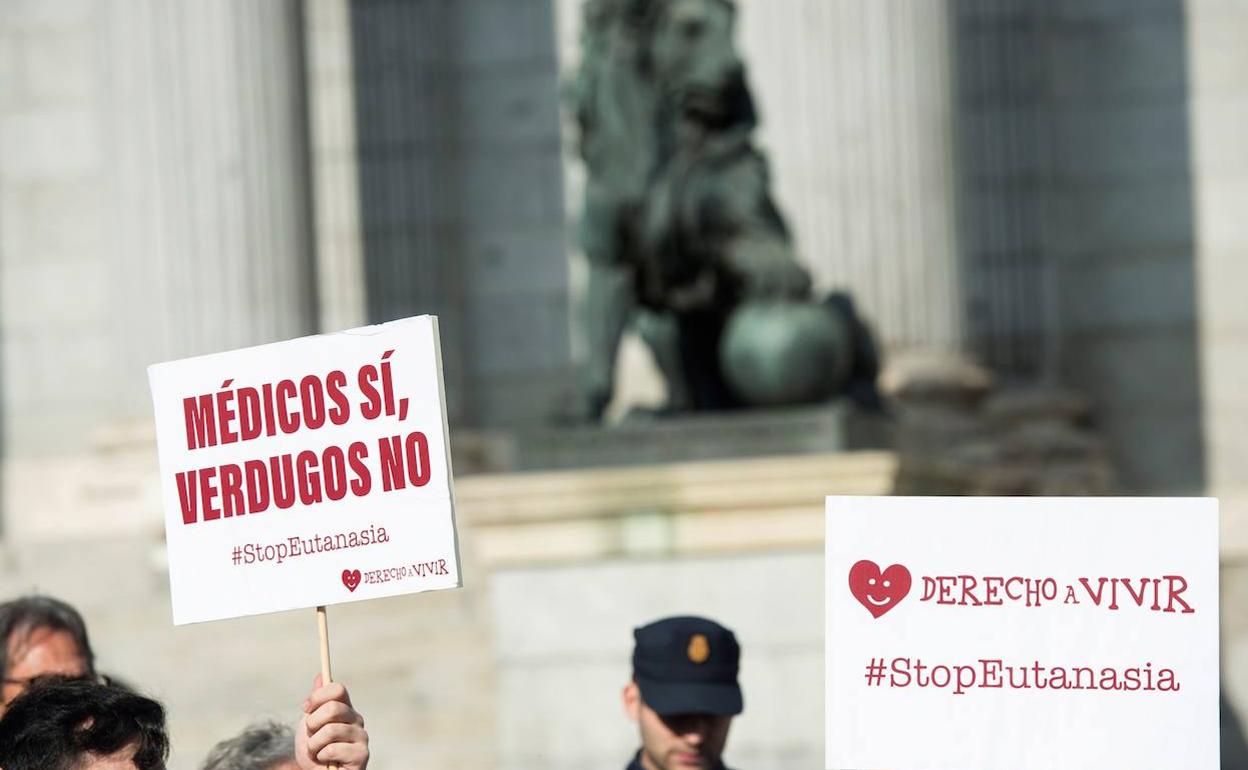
[
  {"xmin": 454, "ymin": 402, "xmax": 891, "ymax": 474},
  {"xmin": 460, "ymin": 449, "xmax": 897, "ymax": 567},
  {"xmin": 460, "ymin": 449, "xmax": 896, "ymax": 770}
]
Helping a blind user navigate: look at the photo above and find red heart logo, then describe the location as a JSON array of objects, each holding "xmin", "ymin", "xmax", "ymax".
[
  {"xmin": 342, "ymin": 569, "xmax": 361, "ymax": 592},
  {"xmin": 848, "ymin": 560, "xmax": 911, "ymax": 618}
]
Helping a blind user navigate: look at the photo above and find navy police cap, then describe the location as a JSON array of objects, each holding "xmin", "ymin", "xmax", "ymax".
[{"xmin": 632, "ymin": 615, "xmax": 743, "ymax": 716}]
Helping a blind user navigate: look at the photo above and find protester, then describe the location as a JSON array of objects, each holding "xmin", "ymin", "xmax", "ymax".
[
  {"xmin": 0, "ymin": 674, "xmax": 368, "ymax": 770},
  {"xmin": 0, "ymin": 595, "xmax": 95, "ymax": 715},
  {"xmin": 0, "ymin": 675, "xmax": 169, "ymax": 770},
  {"xmin": 203, "ymin": 676, "xmax": 370, "ymax": 770},
  {"xmin": 0, "ymin": 594, "xmax": 367, "ymax": 769},
  {"xmin": 623, "ymin": 616, "xmax": 743, "ymax": 770},
  {"xmin": 202, "ymin": 721, "xmax": 295, "ymax": 770}
]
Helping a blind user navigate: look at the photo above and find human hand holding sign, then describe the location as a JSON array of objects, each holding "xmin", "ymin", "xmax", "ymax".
[{"xmin": 296, "ymin": 675, "xmax": 370, "ymax": 770}]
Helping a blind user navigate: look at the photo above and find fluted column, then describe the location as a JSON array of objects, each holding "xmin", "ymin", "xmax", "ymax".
[
  {"xmin": 106, "ymin": 0, "xmax": 317, "ymax": 408},
  {"xmin": 737, "ymin": 0, "xmax": 963, "ymax": 353},
  {"xmin": 304, "ymin": 0, "xmax": 367, "ymax": 333},
  {"xmin": 0, "ymin": 0, "xmax": 316, "ymax": 539}
]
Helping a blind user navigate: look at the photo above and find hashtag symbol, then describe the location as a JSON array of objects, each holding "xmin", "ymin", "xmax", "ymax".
[
  {"xmin": 232, "ymin": 546, "xmax": 241, "ymax": 566},
  {"xmin": 864, "ymin": 657, "xmax": 885, "ymax": 686}
]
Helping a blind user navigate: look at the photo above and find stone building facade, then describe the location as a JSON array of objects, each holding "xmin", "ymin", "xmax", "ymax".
[{"xmin": 1, "ymin": 1, "xmax": 1247, "ymax": 768}]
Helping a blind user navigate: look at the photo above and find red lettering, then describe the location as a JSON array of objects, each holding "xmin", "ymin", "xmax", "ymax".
[
  {"xmin": 275, "ymin": 379, "xmax": 300, "ymax": 433},
  {"xmin": 404, "ymin": 431, "xmax": 431, "ymax": 487},
  {"xmin": 378, "ymin": 435, "xmax": 404, "ymax": 491},
  {"xmin": 1121, "ymin": 578, "xmax": 1149, "ymax": 608},
  {"xmin": 959, "ymin": 575, "xmax": 982, "ymax": 606},
  {"xmin": 270, "ymin": 454, "xmax": 296, "ymax": 509},
  {"xmin": 1005, "ymin": 577, "xmax": 1024, "ymax": 601},
  {"xmin": 381, "ymin": 354, "xmax": 396, "ymax": 416},
  {"xmin": 175, "ymin": 470, "xmax": 199, "ymax": 524},
  {"xmin": 348, "ymin": 442, "xmax": 371, "ymax": 495},
  {"xmin": 1164, "ymin": 575, "xmax": 1195, "ymax": 614},
  {"xmin": 359, "ymin": 366, "xmax": 381, "ymax": 419},
  {"xmin": 327, "ymin": 370, "xmax": 350, "ymax": 425},
  {"xmin": 237, "ymin": 387, "xmax": 263, "ymax": 441},
  {"xmin": 983, "ymin": 577, "xmax": 1003, "ymax": 605},
  {"xmin": 244, "ymin": 459, "xmax": 270, "ymax": 514},
  {"xmin": 198, "ymin": 466, "xmax": 220, "ymax": 521},
  {"xmin": 322, "ymin": 445, "xmax": 347, "ymax": 501},
  {"xmin": 297, "ymin": 450, "xmax": 322, "ymax": 505},
  {"xmin": 220, "ymin": 463, "xmax": 244, "ymax": 517},
  {"xmin": 261, "ymin": 383, "xmax": 278, "ymax": 437},
  {"xmin": 1080, "ymin": 577, "xmax": 1108, "ymax": 606},
  {"xmin": 300, "ymin": 375, "xmax": 326, "ymax": 430},
  {"xmin": 921, "ymin": 577, "xmax": 936, "ymax": 601},
  {"xmin": 183, "ymin": 395, "xmax": 216, "ymax": 450},
  {"xmin": 215, "ymin": 389, "xmax": 238, "ymax": 445}
]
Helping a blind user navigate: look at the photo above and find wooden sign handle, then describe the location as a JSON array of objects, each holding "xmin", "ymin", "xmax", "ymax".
[{"xmin": 316, "ymin": 605, "xmax": 339, "ymax": 770}]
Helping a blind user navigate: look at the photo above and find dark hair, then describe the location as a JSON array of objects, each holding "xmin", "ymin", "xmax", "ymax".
[
  {"xmin": 201, "ymin": 720, "xmax": 295, "ymax": 770},
  {"xmin": 0, "ymin": 676, "xmax": 168, "ymax": 770},
  {"xmin": 0, "ymin": 596, "xmax": 95, "ymax": 678}
]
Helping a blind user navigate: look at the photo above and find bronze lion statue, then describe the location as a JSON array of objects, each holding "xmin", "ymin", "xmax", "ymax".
[{"xmin": 568, "ymin": 0, "xmax": 878, "ymax": 418}]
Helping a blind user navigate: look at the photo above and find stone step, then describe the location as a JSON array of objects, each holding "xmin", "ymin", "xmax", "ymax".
[
  {"xmin": 458, "ymin": 450, "xmax": 896, "ymax": 523},
  {"xmin": 457, "ymin": 450, "xmax": 897, "ymax": 567}
]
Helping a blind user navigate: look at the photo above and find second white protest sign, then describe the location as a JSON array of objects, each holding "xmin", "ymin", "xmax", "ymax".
[{"xmin": 826, "ymin": 496, "xmax": 1218, "ymax": 770}]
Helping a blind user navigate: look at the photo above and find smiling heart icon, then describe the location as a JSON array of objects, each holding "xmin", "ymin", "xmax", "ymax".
[
  {"xmin": 848, "ymin": 560, "xmax": 911, "ymax": 618},
  {"xmin": 342, "ymin": 569, "xmax": 362, "ymax": 592}
]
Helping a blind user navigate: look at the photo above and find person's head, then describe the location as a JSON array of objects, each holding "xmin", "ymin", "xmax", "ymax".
[
  {"xmin": 201, "ymin": 721, "xmax": 296, "ymax": 770},
  {"xmin": 622, "ymin": 616, "xmax": 742, "ymax": 770},
  {"xmin": 0, "ymin": 596, "xmax": 95, "ymax": 712},
  {"xmin": 0, "ymin": 676, "xmax": 168, "ymax": 770}
]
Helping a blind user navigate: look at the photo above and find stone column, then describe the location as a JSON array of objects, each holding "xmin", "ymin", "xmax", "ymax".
[
  {"xmin": 1188, "ymin": 0, "xmax": 1248, "ymax": 548},
  {"xmin": 0, "ymin": 0, "xmax": 316, "ymax": 540},
  {"xmin": 349, "ymin": 0, "xmax": 570, "ymax": 428},
  {"xmin": 104, "ymin": 0, "xmax": 317, "ymax": 388},
  {"xmin": 737, "ymin": 0, "xmax": 963, "ymax": 353},
  {"xmin": 305, "ymin": 0, "xmax": 367, "ymax": 333},
  {"xmin": 1188, "ymin": 0, "xmax": 1248, "ymax": 724}
]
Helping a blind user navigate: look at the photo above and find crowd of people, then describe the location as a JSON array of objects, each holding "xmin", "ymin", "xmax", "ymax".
[
  {"xmin": 0, "ymin": 595, "xmax": 368, "ymax": 770},
  {"xmin": 0, "ymin": 595, "xmax": 744, "ymax": 770},
  {"xmin": 8, "ymin": 592, "xmax": 1248, "ymax": 769}
]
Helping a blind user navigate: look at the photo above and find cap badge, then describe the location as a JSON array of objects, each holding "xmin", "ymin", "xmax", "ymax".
[{"xmin": 687, "ymin": 633, "xmax": 710, "ymax": 664}]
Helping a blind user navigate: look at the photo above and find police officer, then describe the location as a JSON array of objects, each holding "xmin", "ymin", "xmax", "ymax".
[{"xmin": 622, "ymin": 616, "xmax": 743, "ymax": 770}]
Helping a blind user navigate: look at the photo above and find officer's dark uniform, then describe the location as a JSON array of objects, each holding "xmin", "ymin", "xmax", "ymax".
[
  {"xmin": 625, "ymin": 616, "xmax": 743, "ymax": 770},
  {"xmin": 625, "ymin": 753, "xmax": 732, "ymax": 770}
]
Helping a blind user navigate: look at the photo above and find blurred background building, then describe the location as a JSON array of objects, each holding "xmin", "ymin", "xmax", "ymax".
[{"xmin": 0, "ymin": 0, "xmax": 1246, "ymax": 768}]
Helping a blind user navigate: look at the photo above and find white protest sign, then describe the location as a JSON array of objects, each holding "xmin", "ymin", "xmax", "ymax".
[
  {"xmin": 148, "ymin": 316, "xmax": 461, "ymax": 625},
  {"xmin": 826, "ymin": 496, "xmax": 1218, "ymax": 770}
]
